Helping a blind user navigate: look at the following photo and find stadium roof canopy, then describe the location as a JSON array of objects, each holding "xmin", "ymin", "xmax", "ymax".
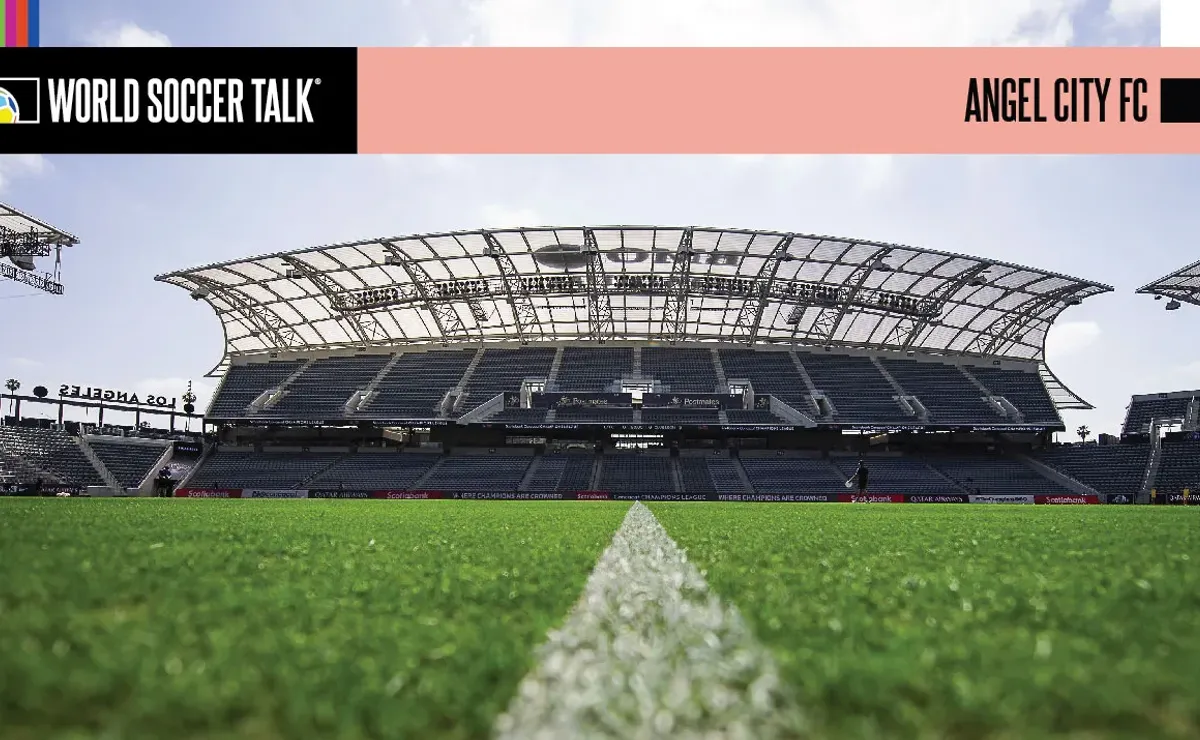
[
  {"xmin": 0, "ymin": 201, "xmax": 79, "ymax": 247},
  {"xmin": 1137, "ymin": 259, "xmax": 1200, "ymax": 308},
  {"xmin": 157, "ymin": 225, "xmax": 1112, "ymax": 388}
]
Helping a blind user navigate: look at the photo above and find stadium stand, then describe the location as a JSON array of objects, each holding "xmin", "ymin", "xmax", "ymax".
[
  {"xmin": 718, "ymin": 349, "xmax": 816, "ymax": 417},
  {"xmin": 967, "ymin": 366, "xmax": 1062, "ymax": 426},
  {"xmin": 878, "ymin": 359, "xmax": 1000, "ymax": 425},
  {"xmin": 739, "ymin": 455, "xmax": 844, "ymax": 495},
  {"xmin": 268, "ymin": 355, "xmax": 391, "ymax": 418},
  {"xmin": 555, "ymin": 406, "xmax": 635, "ymax": 424},
  {"xmin": 208, "ymin": 360, "xmax": 306, "ymax": 418},
  {"xmin": 725, "ymin": 409, "xmax": 789, "ymax": 425},
  {"xmin": 556, "ymin": 348, "xmax": 634, "ymax": 391},
  {"xmin": 361, "ymin": 350, "xmax": 475, "ymax": 419},
  {"xmin": 307, "ymin": 452, "xmax": 440, "ymax": 489},
  {"xmin": 641, "ymin": 409, "xmax": 721, "ymax": 425},
  {"xmin": 187, "ymin": 450, "xmax": 344, "ymax": 489},
  {"xmin": 1154, "ymin": 437, "xmax": 1200, "ymax": 496},
  {"xmin": 797, "ymin": 352, "xmax": 914, "ymax": 425},
  {"xmin": 461, "ymin": 348, "xmax": 556, "ymax": 409},
  {"xmin": 523, "ymin": 454, "xmax": 596, "ymax": 491},
  {"xmin": 642, "ymin": 348, "xmax": 719, "ymax": 393},
  {"xmin": 829, "ymin": 455, "xmax": 964, "ymax": 495},
  {"xmin": 87, "ymin": 438, "xmax": 170, "ymax": 488},
  {"xmin": 598, "ymin": 454, "xmax": 675, "ymax": 493},
  {"xmin": 0, "ymin": 425, "xmax": 105, "ymax": 486},
  {"xmin": 928, "ymin": 455, "xmax": 1074, "ymax": 496},
  {"xmin": 1033, "ymin": 443, "xmax": 1150, "ymax": 497},
  {"xmin": 1122, "ymin": 392, "xmax": 1196, "ymax": 436},
  {"xmin": 420, "ymin": 455, "xmax": 531, "ymax": 491}
]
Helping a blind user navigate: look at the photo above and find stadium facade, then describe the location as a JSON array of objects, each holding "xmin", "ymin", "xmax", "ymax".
[{"xmin": 4, "ymin": 225, "xmax": 1197, "ymax": 504}]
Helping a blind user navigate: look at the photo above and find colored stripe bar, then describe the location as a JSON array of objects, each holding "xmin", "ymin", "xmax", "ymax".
[
  {"xmin": 15, "ymin": 0, "xmax": 26, "ymax": 47},
  {"xmin": 27, "ymin": 0, "xmax": 36, "ymax": 46},
  {"xmin": 4, "ymin": 0, "xmax": 15, "ymax": 46}
]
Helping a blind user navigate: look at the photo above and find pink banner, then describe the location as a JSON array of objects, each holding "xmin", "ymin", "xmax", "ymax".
[{"xmin": 357, "ymin": 47, "xmax": 1200, "ymax": 154}]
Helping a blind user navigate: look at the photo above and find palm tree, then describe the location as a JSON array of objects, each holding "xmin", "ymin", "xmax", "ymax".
[
  {"xmin": 1076, "ymin": 425, "xmax": 1090, "ymax": 443},
  {"xmin": 4, "ymin": 379, "xmax": 18, "ymax": 417}
]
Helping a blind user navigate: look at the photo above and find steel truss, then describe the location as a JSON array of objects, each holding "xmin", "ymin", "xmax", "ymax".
[{"xmin": 156, "ymin": 226, "xmax": 1112, "ymax": 404}]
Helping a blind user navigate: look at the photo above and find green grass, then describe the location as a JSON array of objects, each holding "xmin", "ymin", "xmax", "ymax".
[
  {"xmin": 651, "ymin": 503, "xmax": 1200, "ymax": 740},
  {"xmin": 0, "ymin": 499, "xmax": 629, "ymax": 740}
]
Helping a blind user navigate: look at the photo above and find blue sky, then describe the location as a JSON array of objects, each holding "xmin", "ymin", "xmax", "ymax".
[{"xmin": 1, "ymin": 0, "xmax": 1192, "ymax": 438}]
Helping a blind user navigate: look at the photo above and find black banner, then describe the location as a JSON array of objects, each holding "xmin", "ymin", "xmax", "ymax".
[
  {"xmin": 532, "ymin": 393, "xmax": 633, "ymax": 409},
  {"xmin": 309, "ymin": 489, "xmax": 373, "ymax": 499},
  {"xmin": 0, "ymin": 48, "xmax": 357, "ymax": 153},
  {"xmin": 608, "ymin": 493, "xmax": 710, "ymax": 501},
  {"xmin": 454, "ymin": 491, "xmax": 565, "ymax": 500},
  {"xmin": 1166, "ymin": 493, "xmax": 1200, "ymax": 505},
  {"xmin": 641, "ymin": 393, "xmax": 743, "ymax": 410},
  {"xmin": 1107, "ymin": 493, "xmax": 1134, "ymax": 505},
  {"xmin": 904, "ymin": 494, "xmax": 969, "ymax": 504},
  {"xmin": 717, "ymin": 493, "xmax": 836, "ymax": 503}
]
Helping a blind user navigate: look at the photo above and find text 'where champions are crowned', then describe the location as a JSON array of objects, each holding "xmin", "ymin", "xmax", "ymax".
[{"xmin": 45, "ymin": 77, "xmax": 318, "ymax": 124}]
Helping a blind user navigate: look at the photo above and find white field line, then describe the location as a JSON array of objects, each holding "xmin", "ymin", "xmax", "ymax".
[{"xmin": 494, "ymin": 501, "xmax": 806, "ymax": 740}]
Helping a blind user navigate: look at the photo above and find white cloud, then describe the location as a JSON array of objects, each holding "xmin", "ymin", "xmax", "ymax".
[
  {"xmin": 480, "ymin": 204, "xmax": 543, "ymax": 227},
  {"xmin": 379, "ymin": 154, "xmax": 468, "ymax": 173},
  {"xmin": 467, "ymin": 0, "xmax": 1088, "ymax": 47},
  {"xmin": 1046, "ymin": 320, "xmax": 1102, "ymax": 357},
  {"xmin": 5, "ymin": 357, "xmax": 42, "ymax": 370},
  {"xmin": 0, "ymin": 155, "xmax": 49, "ymax": 192},
  {"xmin": 1108, "ymin": 0, "xmax": 1159, "ymax": 25},
  {"xmin": 88, "ymin": 23, "xmax": 172, "ymax": 48}
]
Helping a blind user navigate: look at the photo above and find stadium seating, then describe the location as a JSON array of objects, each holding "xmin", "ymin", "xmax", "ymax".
[
  {"xmin": 927, "ymin": 455, "xmax": 1073, "ymax": 496},
  {"xmin": 188, "ymin": 450, "xmax": 344, "ymax": 488},
  {"xmin": 523, "ymin": 454, "xmax": 596, "ymax": 491},
  {"xmin": 829, "ymin": 456, "xmax": 963, "ymax": 495},
  {"xmin": 739, "ymin": 456, "xmax": 843, "ymax": 494},
  {"xmin": 362, "ymin": 350, "xmax": 474, "ymax": 419},
  {"xmin": 420, "ymin": 455, "xmax": 531, "ymax": 491},
  {"xmin": 87, "ymin": 438, "xmax": 170, "ymax": 488},
  {"xmin": 555, "ymin": 347, "xmax": 634, "ymax": 391},
  {"xmin": 208, "ymin": 360, "xmax": 307, "ymax": 418},
  {"xmin": 489, "ymin": 408, "xmax": 551, "ymax": 424},
  {"xmin": 0, "ymin": 425, "xmax": 105, "ymax": 486},
  {"xmin": 203, "ymin": 347, "xmax": 1071, "ymax": 432},
  {"xmin": 268, "ymin": 355, "xmax": 390, "ymax": 418},
  {"xmin": 725, "ymin": 409, "xmax": 789, "ymax": 425},
  {"xmin": 641, "ymin": 348, "xmax": 719, "ymax": 393},
  {"xmin": 461, "ymin": 348, "xmax": 556, "ymax": 410},
  {"xmin": 640, "ymin": 409, "xmax": 721, "ymax": 425},
  {"xmin": 1154, "ymin": 438, "xmax": 1200, "ymax": 496},
  {"xmin": 677, "ymin": 455, "xmax": 749, "ymax": 494},
  {"xmin": 797, "ymin": 352, "xmax": 914, "ymax": 425},
  {"xmin": 1033, "ymin": 443, "xmax": 1150, "ymax": 497},
  {"xmin": 967, "ymin": 366, "xmax": 1061, "ymax": 425},
  {"xmin": 307, "ymin": 453, "xmax": 439, "ymax": 489},
  {"xmin": 554, "ymin": 406, "xmax": 635, "ymax": 424},
  {"xmin": 1123, "ymin": 395, "xmax": 1195, "ymax": 436},
  {"xmin": 598, "ymin": 454, "xmax": 675, "ymax": 493},
  {"xmin": 718, "ymin": 349, "xmax": 816, "ymax": 414},
  {"xmin": 879, "ymin": 359, "xmax": 1000, "ymax": 425}
]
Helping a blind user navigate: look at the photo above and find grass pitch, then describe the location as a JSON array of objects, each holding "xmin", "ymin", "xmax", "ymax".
[
  {"xmin": 0, "ymin": 499, "xmax": 627, "ymax": 740},
  {"xmin": 3, "ymin": 500, "xmax": 1199, "ymax": 739},
  {"xmin": 652, "ymin": 503, "xmax": 1200, "ymax": 740}
]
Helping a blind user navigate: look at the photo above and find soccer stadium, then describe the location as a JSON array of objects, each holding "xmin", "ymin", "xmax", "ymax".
[{"xmin": 3, "ymin": 216, "xmax": 1199, "ymax": 739}]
